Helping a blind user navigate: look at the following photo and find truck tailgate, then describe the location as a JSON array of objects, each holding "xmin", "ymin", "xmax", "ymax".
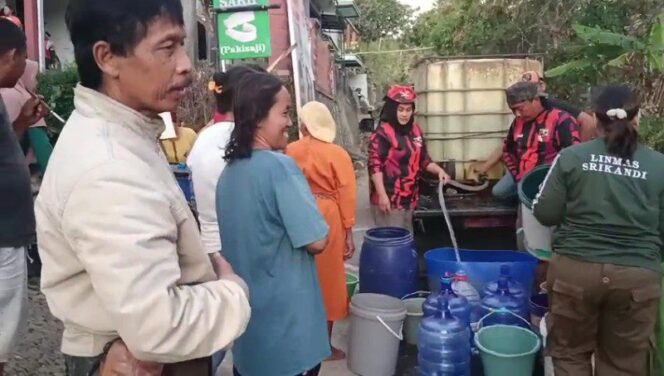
[{"xmin": 415, "ymin": 193, "xmax": 517, "ymax": 228}]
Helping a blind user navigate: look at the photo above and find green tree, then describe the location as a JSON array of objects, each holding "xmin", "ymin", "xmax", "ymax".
[
  {"xmin": 355, "ymin": 0, "xmax": 413, "ymax": 42},
  {"xmin": 406, "ymin": 0, "xmax": 663, "ymax": 107},
  {"xmin": 357, "ymin": 40, "xmax": 423, "ymax": 96}
]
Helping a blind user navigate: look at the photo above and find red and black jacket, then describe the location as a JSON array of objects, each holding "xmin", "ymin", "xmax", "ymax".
[
  {"xmin": 503, "ymin": 108, "xmax": 580, "ymax": 181},
  {"xmin": 368, "ymin": 122, "xmax": 432, "ymax": 210}
]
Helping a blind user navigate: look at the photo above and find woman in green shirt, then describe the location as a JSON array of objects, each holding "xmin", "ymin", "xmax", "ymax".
[
  {"xmin": 533, "ymin": 85, "xmax": 664, "ymax": 376},
  {"xmin": 217, "ymin": 72, "xmax": 330, "ymax": 376}
]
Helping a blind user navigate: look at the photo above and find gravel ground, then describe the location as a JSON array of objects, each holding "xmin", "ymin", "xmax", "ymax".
[{"xmin": 5, "ymin": 278, "xmax": 65, "ymax": 376}]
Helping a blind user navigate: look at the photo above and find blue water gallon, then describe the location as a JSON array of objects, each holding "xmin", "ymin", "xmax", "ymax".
[
  {"xmin": 483, "ymin": 264, "xmax": 526, "ymax": 302},
  {"xmin": 171, "ymin": 163, "xmax": 194, "ymax": 203},
  {"xmin": 424, "ymin": 249, "xmax": 538, "ymax": 298},
  {"xmin": 418, "ymin": 297, "xmax": 471, "ymax": 376},
  {"xmin": 423, "ymin": 275, "xmax": 470, "ymax": 327},
  {"xmin": 479, "ymin": 277, "xmax": 529, "ymax": 328},
  {"xmin": 359, "ymin": 227, "xmax": 418, "ymax": 299}
]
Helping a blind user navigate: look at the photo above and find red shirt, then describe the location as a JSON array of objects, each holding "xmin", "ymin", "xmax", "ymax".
[
  {"xmin": 213, "ymin": 111, "xmax": 228, "ymax": 123},
  {"xmin": 503, "ymin": 108, "xmax": 580, "ymax": 181},
  {"xmin": 368, "ymin": 122, "xmax": 432, "ymax": 210}
]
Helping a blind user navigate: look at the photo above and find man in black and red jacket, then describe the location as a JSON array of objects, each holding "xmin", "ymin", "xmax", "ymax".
[{"xmin": 493, "ymin": 81, "xmax": 581, "ymax": 200}]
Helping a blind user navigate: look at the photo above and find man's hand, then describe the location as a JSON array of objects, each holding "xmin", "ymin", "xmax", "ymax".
[
  {"xmin": 14, "ymin": 98, "xmax": 48, "ymax": 133},
  {"xmin": 209, "ymin": 252, "xmax": 235, "ymax": 279},
  {"xmin": 209, "ymin": 252, "xmax": 250, "ymax": 298},
  {"xmin": 474, "ymin": 161, "xmax": 491, "ymax": 175}
]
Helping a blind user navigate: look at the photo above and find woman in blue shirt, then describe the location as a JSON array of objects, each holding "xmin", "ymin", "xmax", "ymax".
[{"xmin": 217, "ymin": 72, "xmax": 330, "ymax": 376}]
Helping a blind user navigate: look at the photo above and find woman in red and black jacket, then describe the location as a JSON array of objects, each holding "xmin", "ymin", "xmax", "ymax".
[{"xmin": 368, "ymin": 85, "xmax": 450, "ymax": 232}]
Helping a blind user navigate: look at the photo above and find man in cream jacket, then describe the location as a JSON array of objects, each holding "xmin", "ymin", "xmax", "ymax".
[{"xmin": 34, "ymin": 0, "xmax": 250, "ymax": 373}]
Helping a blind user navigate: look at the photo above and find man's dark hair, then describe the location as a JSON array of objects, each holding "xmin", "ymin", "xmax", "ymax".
[
  {"xmin": 225, "ymin": 73, "xmax": 284, "ymax": 162},
  {"xmin": 65, "ymin": 0, "xmax": 184, "ymax": 89},
  {"xmin": 212, "ymin": 64, "xmax": 266, "ymax": 114},
  {"xmin": 506, "ymin": 81, "xmax": 543, "ymax": 107},
  {"xmin": 0, "ymin": 18, "xmax": 26, "ymax": 55}
]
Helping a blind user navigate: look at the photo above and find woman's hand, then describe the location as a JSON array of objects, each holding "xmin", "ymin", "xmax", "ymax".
[
  {"xmin": 378, "ymin": 192, "xmax": 391, "ymax": 214},
  {"xmin": 438, "ymin": 170, "xmax": 451, "ymax": 185},
  {"xmin": 426, "ymin": 162, "xmax": 451, "ymax": 186},
  {"xmin": 343, "ymin": 229, "xmax": 355, "ymax": 261}
]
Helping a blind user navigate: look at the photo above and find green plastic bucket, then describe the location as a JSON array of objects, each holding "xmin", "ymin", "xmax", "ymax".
[
  {"xmin": 402, "ymin": 298, "xmax": 425, "ymax": 345},
  {"xmin": 346, "ymin": 272, "xmax": 359, "ymax": 297},
  {"xmin": 475, "ymin": 325, "xmax": 541, "ymax": 376},
  {"xmin": 518, "ymin": 164, "xmax": 553, "ymax": 261}
]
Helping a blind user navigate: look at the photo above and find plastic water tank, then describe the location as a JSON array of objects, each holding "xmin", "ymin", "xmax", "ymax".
[{"xmin": 359, "ymin": 227, "xmax": 418, "ymax": 299}]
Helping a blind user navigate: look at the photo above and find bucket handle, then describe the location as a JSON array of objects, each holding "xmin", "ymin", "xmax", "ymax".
[
  {"xmin": 401, "ymin": 290, "xmax": 431, "ymax": 300},
  {"xmin": 376, "ymin": 315, "xmax": 404, "ymax": 341},
  {"xmin": 475, "ymin": 308, "xmax": 533, "ymax": 331}
]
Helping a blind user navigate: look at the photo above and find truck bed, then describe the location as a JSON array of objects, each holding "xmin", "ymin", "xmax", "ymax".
[
  {"xmin": 415, "ymin": 190, "xmax": 517, "ymax": 229},
  {"xmin": 416, "ymin": 192, "xmax": 516, "ymax": 217}
]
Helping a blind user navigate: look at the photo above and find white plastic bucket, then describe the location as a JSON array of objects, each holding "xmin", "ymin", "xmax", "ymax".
[
  {"xmin": 348, "ymin": 293, "xmax": 407, "ymax": 376},
  {"xmin": 521, "ymin": 203, "xmax": 553, "ymax": 261}
]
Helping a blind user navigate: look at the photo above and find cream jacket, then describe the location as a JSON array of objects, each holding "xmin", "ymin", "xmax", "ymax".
[{"xmin": 35, "ymin": 85, "xmax": 251, "ymax": 362}]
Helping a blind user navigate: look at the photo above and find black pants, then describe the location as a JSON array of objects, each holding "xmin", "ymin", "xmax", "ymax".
[{"xmin": 233, "ymin": 364, "xmax": 321, "ymax": 376}]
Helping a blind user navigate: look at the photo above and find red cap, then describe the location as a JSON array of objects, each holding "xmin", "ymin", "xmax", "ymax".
[
  {"xmin": 386, "ymin": 85, "xmax": 416, "ymax": 104},
  {"xmin": 522, "ymin": 71, "xmax": 542, "ymax": 83}
]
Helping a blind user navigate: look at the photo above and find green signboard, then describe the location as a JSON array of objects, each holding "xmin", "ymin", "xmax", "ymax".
[{"xmin": 214, "ymin": 0, "xmax": 272, "ymax": 60}]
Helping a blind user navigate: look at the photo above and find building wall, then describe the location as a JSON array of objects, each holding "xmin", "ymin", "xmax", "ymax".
[
  {"xmin": 44, "ymin": 0, "xmax": 73, "ymax": 65},
  {"xmin": 267, "ymin": 0, "xmax": 292, "ymax": 74},
  {"xmin": 40, "ymin": 0, "xmax": 296, "ymax": 71},
  {"xmin": 344, "ymin": 23, "xmax": 359, "ymax": 50},
  {"xmin": 312, "ymin": 24, "xmax": 335, "ymax": 98},
  {"xmin": 40, "ymin": 0, "xmax": 203, "ymax": 67}
]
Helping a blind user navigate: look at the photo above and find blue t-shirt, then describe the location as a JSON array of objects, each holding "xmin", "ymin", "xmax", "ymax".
[{"xmin": 217, "ymin": 150, "xmax": 330, "ymax": 376}]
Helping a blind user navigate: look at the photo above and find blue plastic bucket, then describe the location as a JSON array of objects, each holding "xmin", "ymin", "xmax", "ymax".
[
  {"xmin": 170, "ymin": 164, "xmax": 194, "ymax": 203},
  {"xmin": 424, "ymin": 249, "xmax": 538, "ymax": 297}
]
